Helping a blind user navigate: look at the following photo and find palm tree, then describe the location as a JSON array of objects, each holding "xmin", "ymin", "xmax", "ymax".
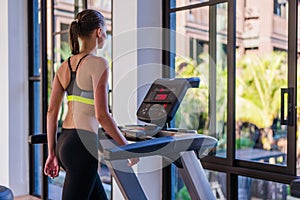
[
  {"xmin": 174, "ymin": 53, "xmax": 228, "ymax": 138},
  {"xmin": 174, "ymin": 55, "xmax": 209, "ymax": 131},
  {"xmin": 236, "ymin": 52, "xmax": 287, "ymax": 129},
  {"xmin": 236, "ymin": 52, "xmax": 288, "ymax": 150}
]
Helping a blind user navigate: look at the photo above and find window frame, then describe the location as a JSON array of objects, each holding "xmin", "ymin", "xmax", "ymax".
[{"xmin": 162, "ymin": 0, "xmax": 299, "ymax": 199}]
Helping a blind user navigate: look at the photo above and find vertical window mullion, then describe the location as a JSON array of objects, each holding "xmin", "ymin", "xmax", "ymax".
[
  {"xmin": 29, "ymin": 0, "xmax": 43, "ymax": 197},
  {"xmin": 227, "ymin": 0, "xmax": 237, "ymax": 198},
  {"xmin": 40, "ymin": 0, "xmax": 49, "ymax": 198},
  {"xmin": 287, "ymin": 0, "xmax": 298, "ymax": 175}
]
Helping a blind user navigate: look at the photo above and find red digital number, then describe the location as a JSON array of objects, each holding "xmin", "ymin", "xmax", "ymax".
[{"xmin": 155, "ymin": 94, "xmax": 168, "ymax": 100}]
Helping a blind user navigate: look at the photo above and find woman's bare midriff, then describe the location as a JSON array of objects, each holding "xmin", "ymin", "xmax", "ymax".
[{"xmin": 62, "ymin": 102, "xmax": 99, "ymax": 134}]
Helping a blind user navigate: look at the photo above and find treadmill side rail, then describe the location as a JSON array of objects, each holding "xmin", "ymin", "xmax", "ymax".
[
  {"xmin": 99, "ymin": 139, "xmax": 149, "ymax": 200},
  {"xmin": 106, "ymin": 159, "xmax": 148, "ymax": 200},
  {"xmin": 179, "ymin": 151, "xmax": 216, "ymax": 200}
]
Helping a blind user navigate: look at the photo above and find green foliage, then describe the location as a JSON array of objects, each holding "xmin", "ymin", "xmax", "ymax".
[
  {"xmin": 174, "ymin": 53, "xmax": 227, "ymax": 135},
  {"xmin": 174, "ymin": 55, "xmax": 209, "ymax": 130},
  {"xmin": 57, "ymin": 42, "xmax": 71, "ymax": 61},
  {"xmin": 236, "ymin": 137, "xmax": 254, "ymax": 149},
  {"xmin": 174, "ymin": 51, "xmax": 291, "ymax": 151},
  {"xmin": 176, "ymin": 186, "xmax": 191, "ymax": 200},
  {"xmin": 236, "ymin": 52, "xmax": 287, "ymax": 128},
  {"xmin": 54, "ymin": 42, "xmax": 72, "ymax": 72}
]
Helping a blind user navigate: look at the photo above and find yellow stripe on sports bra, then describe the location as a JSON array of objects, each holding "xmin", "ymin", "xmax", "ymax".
[{"xmin": 67, "ymin": 95, "xmax": 94, "ymax": 105}]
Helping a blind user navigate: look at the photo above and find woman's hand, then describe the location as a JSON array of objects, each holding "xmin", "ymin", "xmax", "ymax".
[
  {"xmin": 44, "ymin": 154, "xmax": 60, "ymax": 179},
  {"xmin": 128, "ymin": 157, "xmax": 140, "ymax": 166}
]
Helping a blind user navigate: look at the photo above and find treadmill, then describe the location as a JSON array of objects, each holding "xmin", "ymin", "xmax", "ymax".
[
  {"xmin": 119, "ymin": 78, "xmax": 200, "ymax": 139},
  {"xmin": 28, "ymin": 77, "xmax": 218, "ymax": 200}
]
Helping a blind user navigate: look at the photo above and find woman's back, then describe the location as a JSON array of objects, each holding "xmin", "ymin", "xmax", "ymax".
[{"xmin": 57, "ymin": 53, "xmax": 107, "ymax": 133}]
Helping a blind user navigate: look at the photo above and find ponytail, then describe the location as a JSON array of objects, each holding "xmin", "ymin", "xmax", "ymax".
[
  {"xmin": 69, "ymin": 20, "xmax": 80, "ymax": 55},
  {"xmin": 69, "ymin": 9, "xmax": 106, "ymax": 55}
]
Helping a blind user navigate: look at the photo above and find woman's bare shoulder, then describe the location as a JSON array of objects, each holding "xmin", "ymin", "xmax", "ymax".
[
  {"xmin": 87, "ymin": 55, "xmax": 108, "ymax": 67},
  {"xmin": 55, "ymin": 59, "xmax": 71, "ymax": 88},
  {"xmin": 83, "ymin": 56, "xmax": 109, "ymax": 77},
  {"xmin": 56, "ymin": 60, "xmax": 69, "ymax": 75}
]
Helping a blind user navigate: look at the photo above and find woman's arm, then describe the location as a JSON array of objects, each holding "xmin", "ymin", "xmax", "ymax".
[
  {"xmin": 44, "ymin": 74, "xmax": 65, "ymax": 178},
  {"xmin": 93, "ymin": 65, "xmax": 128, "ymax": 145},
  {"xmin": 47, "ymin": 74, "xmax": 65, "ymax": 154},
  {"xmin": 92, "ymin": 58, "xmax": 139, "ymax": 166}
]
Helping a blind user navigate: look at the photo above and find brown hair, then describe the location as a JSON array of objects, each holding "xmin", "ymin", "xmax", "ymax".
[{"xmin": 69, "ymin": 9, "xmax": 106, "ymax": 55}]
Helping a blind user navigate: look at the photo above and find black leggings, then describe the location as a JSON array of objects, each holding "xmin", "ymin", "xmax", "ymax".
[{"xmin": 56, "ymin": 129, "xmax": 108, "ymax": 200}]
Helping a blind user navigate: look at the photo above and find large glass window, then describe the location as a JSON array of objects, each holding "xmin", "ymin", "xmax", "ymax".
[
  {"xmin": 167, "ymin": 1, "xmax": 229, "ymax": 199},
  {"xmin": 165, "ymin": 0, "xmax": 299, "ymax": 199},
  {"xmin": 274, "ymin": 0, "xmax": 288, "ymax": 18},
  {"xmin": 235, "ymin": 0, "xmax": 288, "ymax": 167},
  {"xmin": 238, "ymin": 175, "xmax": 289, "ymax": 199},
  {"xmin": 175, "ymin": 170, "xmax": 226, "ymax": 199},
  {"xmin": 173, "ymin": 3, "xmax": 228, "ymax": 158},
  {"xmin": 29, "ymin": 0, "xmax": 113, "ymax": 199}
]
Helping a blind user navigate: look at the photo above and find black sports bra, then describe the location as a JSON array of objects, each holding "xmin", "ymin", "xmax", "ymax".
[{"xmin": 65, "ymin": 54, "xmax": 94, "ymax": 105}]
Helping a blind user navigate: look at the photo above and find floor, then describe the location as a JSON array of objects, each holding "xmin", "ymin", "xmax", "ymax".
[{"xmin": 15, "ymin": 195, "xmax": 40, "ymax": 200}]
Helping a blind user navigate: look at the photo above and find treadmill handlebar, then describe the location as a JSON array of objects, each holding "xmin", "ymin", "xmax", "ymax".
[
  {"xmin": 28, "ymin": 132, "xmax": 217, "ymax": 162},
  {"xmin": 28, "ymin": 134, "xmax": 48, "ymax": 144},
  {"xmin": 186, "ymin": 77, "xmax": 200, "ymax": 88},
  {"xmin": 28, "ymin": 128, "xmax": 108, "ymax": 144},
  {"xmin": 103, "ymin": 134, "xmax": 217, "ymax": 161}
]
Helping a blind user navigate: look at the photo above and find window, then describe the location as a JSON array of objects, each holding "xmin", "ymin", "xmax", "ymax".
[
  {"xmin": 164, "ymin": 1, "xmax": 229, "ymax": 198},
  {"xmin": 28, "ymin": 0, "xmax": 44, "ymax": 197},
  {"xmin": 29, "ymin": 1, "xmax": 113, "ymax": 199},
  {"xmin": 164, "ymin": 0, "xmax": 298, "ymax": 199},
  {"xmin": 274, "ymin": 0, "xmax": 288, "ymax": 18}
]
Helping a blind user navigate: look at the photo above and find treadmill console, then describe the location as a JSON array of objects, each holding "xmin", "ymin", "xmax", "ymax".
[{"xmin": 137, "ymin": 78, "xmax": 200, "ymax": 126}]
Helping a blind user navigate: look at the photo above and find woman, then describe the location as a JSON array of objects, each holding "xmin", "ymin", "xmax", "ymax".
[{"xmin": 44, "ymin": 9, "xmax": 138, "ymax": 199}]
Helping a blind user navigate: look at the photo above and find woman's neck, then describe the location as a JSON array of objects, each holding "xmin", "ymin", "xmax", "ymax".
[
  {"xmin": 80, "ymin": 49, "xmax": 96, "ymax": 56},
  {"xmin": 80, "ymin": 40, "xmax": 97, "ymax": 55}
]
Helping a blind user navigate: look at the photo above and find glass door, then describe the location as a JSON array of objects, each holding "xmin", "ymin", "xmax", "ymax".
[
  {"xmin": 165, "ymin": 0, "xmax": 298, "ymax": 199},
  {"xmin": 167, "ymin": 1, "xmax": 230, "ymax": 199},
  {"xmin": 234, "ymin": 0, "xmax": 297, "ymax": 175},
  {"xmin": 170, "ymin": 0, "xmax": 229, "ymax": 165}
]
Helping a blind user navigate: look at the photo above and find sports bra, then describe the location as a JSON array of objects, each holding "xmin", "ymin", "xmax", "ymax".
[{"xmin": 65, "ymin": 54, "xmax": 94, "ymax": 105}]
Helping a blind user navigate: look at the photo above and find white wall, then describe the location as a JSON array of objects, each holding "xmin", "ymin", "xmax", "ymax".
[
  {"xmin": 112, "ymin": 0, "xmax": 162, "ymax": 125},
  {"xmin": 112, "ymin": 0, "xmax": 138, "ymax": 125},
  {"xmin": 112, "ymin": 0, "xmax": 162, "ymax": 199},
  {"xmin": 0, "ymin": 0, "xmax": 29, "ymax": 196},
  {"xmin": 137, "ymin": 0, "xmax": 163, "ymax": 108},
  {"xmin": 0, "ymin": 0, "xmax": 10, "ymax": 189}
]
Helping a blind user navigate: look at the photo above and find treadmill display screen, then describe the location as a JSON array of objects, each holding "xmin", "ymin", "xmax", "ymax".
[
  {"xmin": 154, "ymin": 93, "xmax": 168, "ymax": 101},
  {"xmin": 137, "ymin": 78, "xmax": 200, "ymax": 124}
]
